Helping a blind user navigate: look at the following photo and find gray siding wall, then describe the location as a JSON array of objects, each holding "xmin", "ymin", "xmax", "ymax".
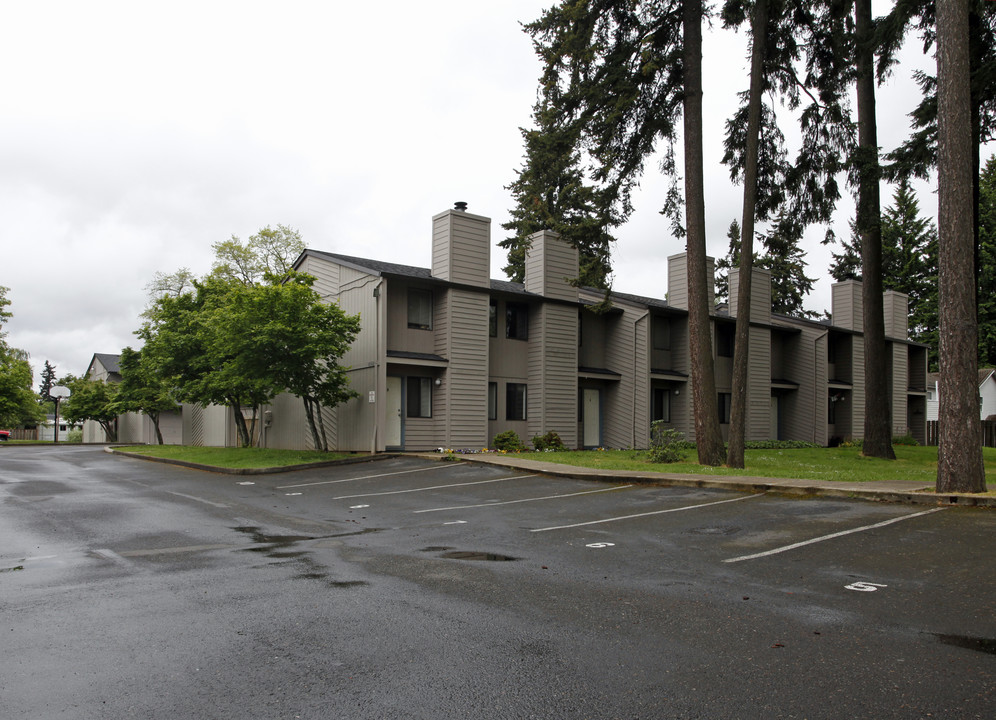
[
  {"xmin": 728, "ymin": 267, "xmax": 772, "ymax": 323},
  {"xmin": 385, "ymin": 279, "xmax": 436, "ymax": 355},
  {"xmin": 746, "ymin": 328, "xmax": 771, "ymax": 441},
  {"xmin": 778, "ymin": 327, "xmax": 827, "ymax": 444},
  {"xmin": 329, "ymin": 265, "xmax": 382, "ymax": 451},
  {"xmin": 527, "ymin": 302, "xmax": 579, "ymax": 447},
  {"xmin": 883, "ymin": 291, "xmax": 909, "ymax": 339},
  {"xmin": 891, "ymin": 342, "xmax": 908, "ymax": 436},
  {"xmin": 832, "ymin": 280, "xmax": 863, "ymax": 331},
  {"xmin": 667, "ymin": 253, "xmax": 715, "ymax": 311},
  {"xmin": 579, "ymin": 309, "xmax": 607, "ymax": 369},
  {"xmin": 524, "ymin": 230, "xmax": 579, "ymax": 301},
  {"xmin": 439, "ymin": 288, "xmax": 490, "ymax": 448},
  {"xmin": 431, "ymin": 209, "xmax": 490, "ymax": 288},
  {"xmin": 601, "ymin": 304, "xmax": 644, "ymax": 449},
  {"xmin": 265, "ymin": 392, "xmax": 309, "ymax": 450}
]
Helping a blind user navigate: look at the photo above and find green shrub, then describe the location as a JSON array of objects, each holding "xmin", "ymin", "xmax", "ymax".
[
  {"xmin": 532, "ymin": 431, "xmax": 566, "ymax": 451},
  {"xmin": 892, "ymin": 434, "xmax": 920, "ymax": 446},
  {"xmin": 492, "ymin": 430, "xmax": 526, "ymax": 452},
  {"xmin": 66, "ymin": 428, "xmax": 83, "ymax": 443},
  {"xmin": 648, "ymin": 422, "xmax": 687, "ymax": 463},
  {"xmin": 743, "ymin": 440, "xmax": 820, "ymax": 450}
]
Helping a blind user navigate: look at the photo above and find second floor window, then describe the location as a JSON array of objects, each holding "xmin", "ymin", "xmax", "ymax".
[
  {"xmin": 716, "ymin": 324, "xmax": 734, "ymax": 358},
  {"xmin": 489, "ymin": 300, "xmax": 497, "ymax": 337},
  {"xmin": 506, "ymin": 303, "xmax": 528, "ymax": 340},
  {"xmin": 653, "ymin": 316, "xmax": 671, "ymax": 350},
  {"xmin": 408, "ymin": 289, "xmax": 432, "ymax": 330}
]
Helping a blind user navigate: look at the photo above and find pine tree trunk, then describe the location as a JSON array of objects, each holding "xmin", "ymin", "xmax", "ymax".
[
  {"xmin": 855, "ymin": 0, "xmax": 895, "ymax": 460},
  {"xmin": 936, "ymin": 0, "xmax": 986, "ymax": 492},
  {"xmin": 683, "ymin": 0, "xmax": 724, "ymax": 466},
  {"xmin": 727, "ymin": 0, "xmax": 768, "ymax": 469}
]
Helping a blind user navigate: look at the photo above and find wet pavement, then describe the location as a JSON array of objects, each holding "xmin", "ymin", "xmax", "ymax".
[{"xmin": 2, "ymin": 445, "xmax": 994, "ymax": 719}]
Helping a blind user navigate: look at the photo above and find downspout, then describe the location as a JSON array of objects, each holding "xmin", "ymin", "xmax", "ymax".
[
  {"xmin": 814, "ymin": 330, "xmax": 829, "ymax": 444},
  {"xmin": 634, "ymin": 311, "xmax": 649, "ymax": 449},
  {"xmin": 372, "ymin": 278, "xmax": 384, "ymax": 454}
]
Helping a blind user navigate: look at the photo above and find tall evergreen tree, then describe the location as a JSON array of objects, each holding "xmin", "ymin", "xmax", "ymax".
[
  {"xmin": 757, "ymin": 214, "xmax": 818, "ymax": 317},
  {"xmin": 936, "ymin": 0, "xmax": 986, "ymax": 493},
  {"xmin": 979, "ymin": 155, "xmax": 996, "ymax": 365},
  {"xmin": 520, "ymin": 0, "xmax": 724, "ymax": 464},
  {"xmin": 502, "ymin": 101, "xmax": 618, "ymax": 289},
  {"xmin": 831, "ymin": 180, "xmax": 940, "ymax": 367},
  {"xmin": 38, "ymin": 360, "xmax": 57, "ymax": 402},
  {"xmin": 715, "ymin": 219, "xmax": 743, "ymax": 303},
  {"xmin": 854, "ymin": 0, "xmax": 895, "ymax": 460},
  {"xmin": 881, "ymin": 179, "xmax": 939, "ymax": 362}
]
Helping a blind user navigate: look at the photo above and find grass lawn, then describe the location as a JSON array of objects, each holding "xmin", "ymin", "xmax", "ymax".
[
  {"xmin": 502, "ymin": 445, "xmax": 996, "ymax": 487},
  {"xmin": 115, "ymin": 445, "xmax": 358, "ymax": 469}
]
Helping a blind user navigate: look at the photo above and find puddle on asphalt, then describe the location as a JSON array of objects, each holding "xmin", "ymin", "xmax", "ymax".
[
  {"xmin": 934, "ymin": 633, "xmax": 996, "ymax": 655},
  {"xmin": 686, "ymin": 525, "xmax": 741, "ymax": 536},
  {"xmin": 440, "ymin": 550, "xmax": 517, "ymax": 562}
]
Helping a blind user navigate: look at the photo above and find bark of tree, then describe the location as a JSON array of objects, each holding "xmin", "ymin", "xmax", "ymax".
[
  {"xmin": 727, "ymin": 0, "xmax": 769, "ymax": 469},
  {"xmin": 229, "ymin": 399, "xmax": 251, "ymax": 448},
  {"xmin": 936, "ymin": 0, "xmax": 986, "ymax": 492},
  {"xmin": 855, "ymin": 0, "xmax": 895, "ymax": 460},
  {"xmin": 683, "ymin": 0, "xmax": 724, "ymax": 466}
]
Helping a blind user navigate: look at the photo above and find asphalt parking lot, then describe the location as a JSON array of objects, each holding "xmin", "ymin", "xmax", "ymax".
[{"xmin": 3, "ymin": 447, "xmax": 994, "ymax": 719}]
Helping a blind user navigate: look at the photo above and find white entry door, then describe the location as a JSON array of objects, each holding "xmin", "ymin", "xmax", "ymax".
[
  {"xmin": 583, "ymin": 388, "xmax": 601, "ymax": 447},
  {"xmin": 386, "ymin": 376, "xmax": 402, "ymax": 448}
]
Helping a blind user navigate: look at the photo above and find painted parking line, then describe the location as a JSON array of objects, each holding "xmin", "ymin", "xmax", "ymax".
[
  {"xmin": 276, "ymin": 464, "xmax": 452, "ymax": 490},
  {"xmin": 331, "ymin": 474, "xmax": 538, "ymax": 500},
  {"xmin": 530, "ymin": 493, "xmax": 765, "ymax": 533},
  {"xmin": 723, "ymin": 506, "xmax": 945, "ymax": 564},
  {"xmin": 414, "ymin": 484, "xmax": 634, "ymax": 513}
]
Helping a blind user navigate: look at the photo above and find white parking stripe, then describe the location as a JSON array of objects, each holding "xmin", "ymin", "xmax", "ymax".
[
  {"xmin": 723, "ymin": 506, "xmax": 945, "ymax": 563},
  {"xmin": 331, "ymin": 474, "xmax": 537, "ymax": 500},
  {"xmin": 530, "ymin": 493, "xmax": 765, "ymax": 532},
  {"xmin": 414, "ymin": 484, "xmax": 634, "ymax": 513},
  {"xmin": 276, "ymin": 464, "xmax": 448, "ymax": 489}
]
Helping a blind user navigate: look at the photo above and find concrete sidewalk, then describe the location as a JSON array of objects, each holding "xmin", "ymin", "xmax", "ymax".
[{"xmin": 434, "ymin": 452, "xmax": 996, "ymax": 508}]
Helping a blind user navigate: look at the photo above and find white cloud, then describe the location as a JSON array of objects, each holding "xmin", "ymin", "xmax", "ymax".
[{"xmin": 0, "ymin": 0, "xmax": 965, "ymax": 382}]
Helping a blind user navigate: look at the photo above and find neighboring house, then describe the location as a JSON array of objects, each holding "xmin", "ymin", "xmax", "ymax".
[
  {"xmin": 183, "ymin": 203, "xmax": 923, "ymax": 452},
  {"xmin": 38, "ymin": 414, "xmax": 83, "ymax": 441},
  {"xmin": 926, "ymin": 368, "xmax": 996, "ymax": 422},
  {"xmin": 82, "ymin": 353, "xmax": 182, "ymax": 444}
]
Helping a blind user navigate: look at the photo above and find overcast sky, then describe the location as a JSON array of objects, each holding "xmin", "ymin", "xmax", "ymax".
[{"xmin": 0, "ymin": 0, "xmax": 970, "ymax": 382}]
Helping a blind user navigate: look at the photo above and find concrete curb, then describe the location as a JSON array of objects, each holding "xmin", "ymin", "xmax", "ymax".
[
  {"xmin": 424, "ymin": 453, "xmax": 996, "ymax": 509},
  {"xmin": 106, "ymin": 447, "xmax": 400, "ymax": 475}
]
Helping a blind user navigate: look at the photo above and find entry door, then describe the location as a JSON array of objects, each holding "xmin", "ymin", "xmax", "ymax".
[
  {"xmin": 386, "ymin": 376, "xmax": 402, "ymax": 448},
  {"xmin": 770, "ymin": 395, "xmax": 779, "ymax": 440},
  {"xmin": 583, "ymin": 388, "xmax": 601, "ymax": 448}
]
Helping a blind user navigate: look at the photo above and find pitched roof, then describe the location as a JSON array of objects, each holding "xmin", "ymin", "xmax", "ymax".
[{"xmin": 91, "ymin": 353, "xmax": 121, "ymax": 374}]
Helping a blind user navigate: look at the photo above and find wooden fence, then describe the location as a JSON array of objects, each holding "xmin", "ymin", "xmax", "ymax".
[{"xmin": 926, "ymin": 420, "xmax": 996, "ymax": 448}]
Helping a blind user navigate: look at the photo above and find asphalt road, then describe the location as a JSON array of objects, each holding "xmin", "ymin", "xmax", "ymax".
[{"xmin": 2, "ymin": 446, "xmax": 994, "ymax": 719}]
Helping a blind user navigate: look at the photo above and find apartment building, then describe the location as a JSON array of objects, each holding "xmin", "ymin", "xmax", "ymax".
[{"xmin": 242, "ymin": 203, "xmax": 926, "ymax": 452}]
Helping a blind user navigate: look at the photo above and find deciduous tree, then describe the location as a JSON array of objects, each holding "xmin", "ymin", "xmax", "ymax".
[
  {"xmin": 59, "ymin": 374, "xmax": 120, "ymax": 442},
  {"xmin": 116, "ymin": 347, "xmax": 179, "ymax": 445}
]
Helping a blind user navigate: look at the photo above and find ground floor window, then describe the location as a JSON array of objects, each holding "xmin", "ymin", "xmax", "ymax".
[
  {"xmin": 488, "ymin": 382, "xmax": 497, "ymax": 420},
  {"xmin": 407, "ymin": 377, "xmax": 432, "ymax": 418},
  {"xmin": 718, "ymin": 392, "xmax": 731, "ymax": 424},
  {"xmin": 506, "ymin": 383, "xmax": 527, "ymax": 421},
  {"xmin": 652, "ymin": 387, "xmax": 671, "ymax": 422}
]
